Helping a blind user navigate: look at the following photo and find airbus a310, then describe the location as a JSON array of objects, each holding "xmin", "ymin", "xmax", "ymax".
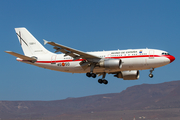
[{"xmin": 5, "ymin": 28, "xmax": 175, "ymax": 84}]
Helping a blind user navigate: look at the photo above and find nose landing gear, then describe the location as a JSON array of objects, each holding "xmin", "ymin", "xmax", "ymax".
[{"xmin": 149, "ymin": 68, "xmax": 154, "ymax": 78}]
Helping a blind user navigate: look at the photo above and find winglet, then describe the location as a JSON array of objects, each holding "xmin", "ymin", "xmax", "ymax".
[{"xmin": 43, "ymin": 39, "xmax": 49, "ymax": 45}]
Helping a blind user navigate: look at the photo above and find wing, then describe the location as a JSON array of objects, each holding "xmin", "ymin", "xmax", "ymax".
[
  {"xmin": 5, "ymin": 51, "xmax": 37, "ymax": 62},
  {"xmin": 43, "ymin": 40, "xmax": 101, "ymax": 60}
]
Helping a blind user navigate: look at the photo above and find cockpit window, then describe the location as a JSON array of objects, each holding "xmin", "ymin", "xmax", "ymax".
[{"xmin": 162, "ymin": 52, "xmax": 170, "ymax": 55}]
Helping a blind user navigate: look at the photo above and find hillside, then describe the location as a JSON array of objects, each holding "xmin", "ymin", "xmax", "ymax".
[{"xmin": 1, "ymin": 80, "xmax": 180, "ymax": 120}]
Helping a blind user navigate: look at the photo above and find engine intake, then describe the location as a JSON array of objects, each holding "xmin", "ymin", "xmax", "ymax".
[
  {"xmin": 99, "ymin": 59, "xmax": 122, "ymax": 69},
  {"xmin": 115, "ymin": 70, "xmax": 140, "ymax": 80}
]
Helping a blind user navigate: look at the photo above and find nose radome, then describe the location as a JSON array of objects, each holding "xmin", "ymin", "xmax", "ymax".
[{"xmin": 168, "ymin": 55, "xmax": 175, "ymax": 63}]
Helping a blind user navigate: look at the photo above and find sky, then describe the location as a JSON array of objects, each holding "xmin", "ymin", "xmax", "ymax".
[{"xmin": 0, "ymin": 0, "xmax": 180, "ymax": 101}]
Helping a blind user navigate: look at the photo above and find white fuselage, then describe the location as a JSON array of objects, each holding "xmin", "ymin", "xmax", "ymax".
[{"xmin": 18, "ymin": 48, "xmax": 173, "ymax": 74}]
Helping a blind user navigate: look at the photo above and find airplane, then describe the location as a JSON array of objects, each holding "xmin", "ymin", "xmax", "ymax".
[{"xmin": 5, "ymin": 27, "xmax": 175, "ymax": 85}]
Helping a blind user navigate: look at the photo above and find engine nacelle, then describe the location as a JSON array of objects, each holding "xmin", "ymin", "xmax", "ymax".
[
  {"xmin": 99, "ymin": 59, "xmax": 122, "ymax": 69},
  {"xmin": 114, "ymin": 70, "xmax": 140, "ymax": 80}
]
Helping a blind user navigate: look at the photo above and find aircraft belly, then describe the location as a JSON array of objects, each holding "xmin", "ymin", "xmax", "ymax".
[{"xmin": 146, "ymin": 57, "xmax": 169, "ymax": 68}]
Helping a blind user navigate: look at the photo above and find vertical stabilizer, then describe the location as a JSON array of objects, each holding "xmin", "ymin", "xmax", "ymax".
[{"xmin": 15, "ymin": 27, "xmax": 52, "ymax": 56}]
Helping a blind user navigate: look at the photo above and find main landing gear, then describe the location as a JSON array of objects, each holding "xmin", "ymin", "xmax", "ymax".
[
  {"xmin": 86, "ymin": 72, "xmax": 97, "ymax": 78},
  {"xmin": 86, "ymin": 63, "xmax": 108, "ymax": 84},
  {"xmin": 86, "ymin": 64, "xmax": 97, "ymax": 78},
  {"xmin": 149, "ymin": 68, "xmax": 154, "ymax": 78},
  {"xmin": 98, "ymin": 72, "xmax": 108, "ymax": 85},
  {"xmin": 86, "ymin": 72, "xmax": 108, "ymax": 85}
]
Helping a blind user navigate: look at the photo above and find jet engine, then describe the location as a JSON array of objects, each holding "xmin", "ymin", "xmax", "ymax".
[
  {"xmin": 114, "ymin": 70, "xmax": 140, "ymax": 80},
  {"xmin": 99, "ymin": 59, "xmax": 122, "ymax": 69}
]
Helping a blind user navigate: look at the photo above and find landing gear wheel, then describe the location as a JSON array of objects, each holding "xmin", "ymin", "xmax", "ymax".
[
  {"xmin": 86, "ymin": 72, "xmax": 92, "ymax": 77},
  {"xmin": 149, "ymin": 74, "xmax": 153, "ymax": 78},
  {"xmin": 98, "ymin": 79, "xmax": 108, "ymax": 84},
  {"xmin": 92, "ymin": 73, "xmax": 97, "ymax": 78},
  {"xmin": 149, "ymin": 68, "xmax": 154, "ymax": 78},
  {"xmin": 98, "ymin": 79, "xmax": 103, "ymax": 84},
  {"xmin": 103, "ymin": 80, "xmax": 108, "ymax": 85}
]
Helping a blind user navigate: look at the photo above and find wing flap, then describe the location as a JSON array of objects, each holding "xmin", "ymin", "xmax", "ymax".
[{"xmin": 5, "ymin": 51, "xmax": 36, "ymax": 61}]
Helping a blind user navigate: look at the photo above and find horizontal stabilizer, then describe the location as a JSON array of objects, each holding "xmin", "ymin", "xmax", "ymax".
[{"xmin": 5, "ymin": 51, "xmax": 36, "ymax": 61}]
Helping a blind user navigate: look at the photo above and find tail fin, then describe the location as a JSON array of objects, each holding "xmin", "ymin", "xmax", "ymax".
[{"xmin": 15, "ymin": 27, "xmax": 52, "ymax": 56}]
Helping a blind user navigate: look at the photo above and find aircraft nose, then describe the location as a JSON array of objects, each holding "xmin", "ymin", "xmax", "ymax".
[{"xmin": 167, "ymin": 55, "xmax": 175, "ymax": 63}]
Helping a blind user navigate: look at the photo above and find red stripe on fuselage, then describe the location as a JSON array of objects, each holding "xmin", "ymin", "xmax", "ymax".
[{"xmin": 35, "ymin": 55, "xmax": 165, "ymax": 64}]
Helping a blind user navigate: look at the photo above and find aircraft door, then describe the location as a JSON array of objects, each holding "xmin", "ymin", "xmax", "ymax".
[
  {"xmin": 149, "ymin": 50, "xmax": 154, "ymax": 59},
  {"xmin": 51, "ymin": 55, "xmax": 57, "ymax": 64}
]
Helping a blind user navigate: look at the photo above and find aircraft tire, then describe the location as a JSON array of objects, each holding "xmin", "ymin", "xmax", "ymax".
[
  {"xmin": 149, "ymin": 74, "xmax": 153, "ymax": 78},
  {"xmin": 86, "ymin": 72, "xmax": 92, "ymax": 77},
  {"xmin": 98, "ymin": 79, "xmax": 103, "ymax": 84},
  {"xmin": 103, "ymin": 80, "xmax": 108, "ymax": 85},
  {"xmin": 92, "ymin": 73, "xmax": 96, "ymax": 78}
]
